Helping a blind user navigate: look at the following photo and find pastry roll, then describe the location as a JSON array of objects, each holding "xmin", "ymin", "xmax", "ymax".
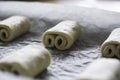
[
  {"xmin": 75, "ymin": 58, "xmax": 120, "ymax": 80},
  {"xmin": 0, "ymin": 16, "xmax": 31, "ymax": 42},
  {"xmin": 42, "ymin": 20, "xmax": 81, "ymax": 50},
  {"xmin": 101, "ymin": 28, "xmax": 120, "ymax": 58},
  {"xmin": 0, "ymin": 45, "xmax": 51, "ymax": 77}
]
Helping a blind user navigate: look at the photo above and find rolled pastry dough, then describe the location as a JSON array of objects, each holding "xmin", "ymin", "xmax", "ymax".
[
  {"xmin": 0, "ymin": 16, "xmax": 31, "ymax": 42},
  {"xmin": 42, "ymin": 20, "xmax": 81, "ymax": 50},
  {"xmin": 0, "ymin": 45, "xmax": 51, "ymax": 77},
  {"xmin": 101, "ymin": 28, "xmax": 120, "ymax": 58},
  {"xmin": 75, "ymin": 58, "xmax": 120, "ymax": 80}
]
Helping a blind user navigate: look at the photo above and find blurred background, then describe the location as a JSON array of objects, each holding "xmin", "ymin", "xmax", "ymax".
[{"xmin": 1, "ymin": 0, "xmax": 120, "ymax": 12}]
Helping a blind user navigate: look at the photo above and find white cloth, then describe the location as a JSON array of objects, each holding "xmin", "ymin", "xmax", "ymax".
[
  {"xmin": 0, "ymin": 45, "xmax": 51, "ymax": 77},
  {"xmin": 101, "ymin": 28, "xmax": 120, "ymax": 58},
  {"xmin": 75, "ymin": 58, "xmax": 120, "ymax": 80},
  {"xmin": 0, "ymin": 16, "xmax": 31, "ymax": 42},
  {"xmin": 42, "ymin": 20, "xmax": 81, "ymax": 50}
]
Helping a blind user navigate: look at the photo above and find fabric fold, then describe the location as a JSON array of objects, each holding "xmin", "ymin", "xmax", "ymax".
[
  {"xmin": 0, "ymin": 16, "xmax": 31, "ymax": 42},
  {"xmin": 42, "ymin": 20, "xmax": 81, "ymax": 50},
  {"xmin": 0, "ymin": 45, "xmax": 51, "ymax": 77},
  {"xmin": 75, "ymin": 58, "xmax": 120, "ymax": 80},
  {"xmin": 101, "ymin": 28, "xmax": 120, "ymax": 58}
]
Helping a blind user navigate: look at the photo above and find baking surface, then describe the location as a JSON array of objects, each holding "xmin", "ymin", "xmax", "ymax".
[
  {"xmin": 1, "ymin": 0, "xmax": 120, "ymax": 12},
  {"xmin": 44, "ymin": 0, "xmax": 120, "ymax": 12},
  {"xmin": 0, "ymin": 1, "xmax": 120, "ymax": 80}
]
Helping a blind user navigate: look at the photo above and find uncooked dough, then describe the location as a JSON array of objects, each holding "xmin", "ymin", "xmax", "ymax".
[
  {"xmin": 75, "ymin": 58, "xmax": 120, "ymax": 80},
  {"xmin": 0, "ymin": 45, "xmax": 51, "ymax": 77},
  {"xmin": 0, "ymin": 16, "xmax": 31, "ymax": 42},
  {"xmin": 42, "ymin": 20, "xmax": 81, "ymax": 50},
  {"xmin": 101, "ymin": 28, "xmax": 120, "ymax": 58}
]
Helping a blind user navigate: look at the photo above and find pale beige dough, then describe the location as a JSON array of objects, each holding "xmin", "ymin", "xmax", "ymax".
[
  {"xmin": 0, "ymin": 45, "xmax": 51, "ymax": 77},
  {"xmin": 0, "ymin": 16, "xmax": 31, "ymax": 42},
  {"xmin": 75, "ymin": 58, "xmax": 120, "ymax": 80},
  {"xmin": 101, "ymin": 28, "xmax": 120, "ymax": 58},
  {"xmin": 42, "ymin": 20, "xmax": 81, "ymax": 50}
]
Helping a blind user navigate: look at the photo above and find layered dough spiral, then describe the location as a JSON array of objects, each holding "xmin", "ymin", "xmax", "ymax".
[
  {"xmin": 0, "ymin": 45, "xmax": 51, "ymax": 77},
  {"xmin": 101, "ymin": 28, "xmax": 120, "ymax": 59},
  {"xmin": 75, "ymin": 58, "xmax": 120, "ymax": 80},
  {"xmin": 0, "ymin": 16, "xmax": 31, "ymax": 42},
  {"xmin": 42, "ymin": 20, "xmax": 81, "ymax": 50}
]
